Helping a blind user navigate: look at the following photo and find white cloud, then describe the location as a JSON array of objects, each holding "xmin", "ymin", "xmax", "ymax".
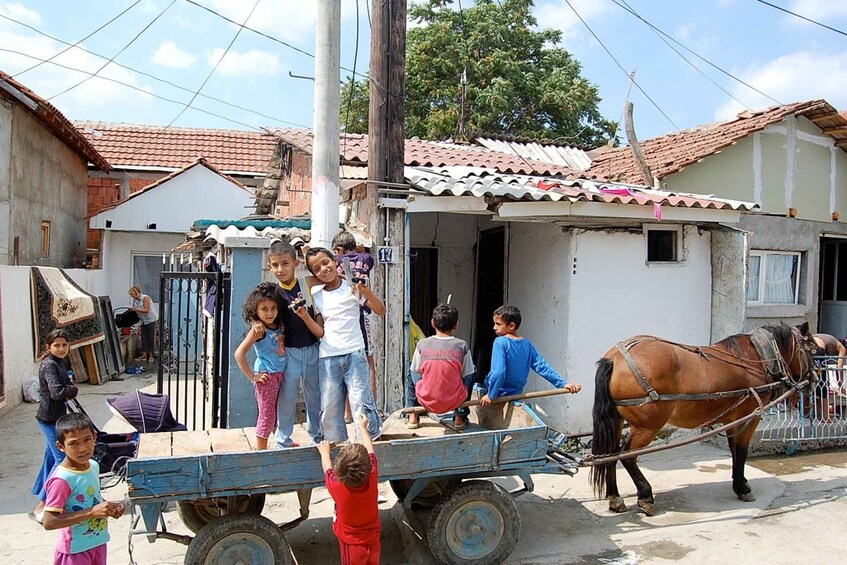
[
  {"xmin": 208, "ymin": 48, "xmax": 280, "ymax": 76},
  {"xmin": 787, "ymin": 0, "xmax": 847, "ymax": 21},
  {"xmin": 0, "ymin": 13, "xmax": 155, "ymax": 117},
  {"xmin": 715, "ymin": 51, "xmax": 847, "ymax": 120},
  {"xmin": 533, "ymin": 0, "xmax": 613, "ymax": 42},
  {"xmin": 0, "ymin": 1, "xmax": 41, "ymax": 25},
  {"xmin": 151, "ymin": 41, "xmax": 197, "ymax": 68},
  {"xmin": 200, "ymin": 0, "xmax": 358, "ymax": 42}
]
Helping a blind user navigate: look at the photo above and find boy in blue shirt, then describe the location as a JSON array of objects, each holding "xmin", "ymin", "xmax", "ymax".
[{"xmin": 479, "ymin": 305, "xmax": 581, "ymax": 406}]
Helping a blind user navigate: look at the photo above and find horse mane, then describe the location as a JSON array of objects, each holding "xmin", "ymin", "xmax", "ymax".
[{"xmin": 716, "ymin": 324, "xmax": 794, "ymax": 357}]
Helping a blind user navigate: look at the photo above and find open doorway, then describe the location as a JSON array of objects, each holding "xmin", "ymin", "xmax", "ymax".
[
  {"xmin": 819, "ymin": 237, "xmax": 847, "ymax": 336},
  {"xmin": 473, "ymin": 227, "xmax": 505, "ymax": 379},
  {"xmin": 410, "ymin": 247, "xmax": 438, "ymax": 336}
]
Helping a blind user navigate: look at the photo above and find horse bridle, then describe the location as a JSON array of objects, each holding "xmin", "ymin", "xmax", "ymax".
[{"xmin": 788, "ymin": 328, "xmax": 816, "ymax": 386}]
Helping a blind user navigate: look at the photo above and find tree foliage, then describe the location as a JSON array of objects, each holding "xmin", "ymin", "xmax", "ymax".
[{"xmin": 340, "ymin": 0, "xmax": 616, "ymax": 147}]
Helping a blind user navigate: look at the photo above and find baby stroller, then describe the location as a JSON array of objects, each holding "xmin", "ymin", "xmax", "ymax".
[
  {"xmin": 66, "ymin": 398, "xmax": 140, "ymax": 483},
  {"xmin": 107, "ymin": 390, "xmax": 187, "ymax": 434},
  {"xmin": 114, "ymin": 307, "xmax": 140, "ymax": 329}
]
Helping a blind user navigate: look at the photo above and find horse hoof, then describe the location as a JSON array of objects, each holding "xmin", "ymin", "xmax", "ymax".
[
  {"xmin": 738, "ymin": 492, "xmax": 756, "ymax": 502},
  {"xmin": 608, "ymin": 496, "xmax": 627, "ymax": 513},
  {"xmin": 637, "ymin": 500, "xmax": 655, "ymax": 516}
]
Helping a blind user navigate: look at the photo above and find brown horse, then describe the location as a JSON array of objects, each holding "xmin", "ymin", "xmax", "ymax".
[{"xmin": 590, "ymin": 323, "xmax": 815, "ymax": 515}]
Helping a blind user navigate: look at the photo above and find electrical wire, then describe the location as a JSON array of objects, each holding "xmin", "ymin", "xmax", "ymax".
[
  {"xmin": 611, "ymin": 0, "xmax": 781, "ymax": 106},
  {"xmin": 563, "ymin": 0, "xmax": 680, "ymax": 131},
  {"xmin": 0, "ymin": 11, "xmax": 296, "ymax": 126},
  {"xmin": 0, "ymin": 47, "xmax": 308, "ymax": 129},
  {"xmin": 754, "ymin": 0, "xmax": 847, "ymax": 38},
  {"xmin": 47, "ymin": 0, "xmax": 176, "ymax": 101},
  {"xmin": 613, "ymin": 0, "xmax": 751, "ymax": 111},
  {"xmin": 12, "ymin": 1, "xmax": 141, "ymax": 78}
]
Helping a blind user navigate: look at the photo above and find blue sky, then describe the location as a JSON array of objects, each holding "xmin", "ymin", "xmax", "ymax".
[{"xmin": 1, "ymin": 0, "xmax": 846, "ymax": 143}]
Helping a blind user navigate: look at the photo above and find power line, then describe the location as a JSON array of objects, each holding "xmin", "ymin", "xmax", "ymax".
[
  {"xmin": 613, "ymin": 0, "xmax": 751, "ymax": 111},
  {"xmin": 610, "ymin": 0, "xmax": 781, "ymax": 106},
  {"xmin": 145, "ymin": 0, "xmax": 262, "ymax": 140},
  {"xmin": 47, "ymin": 0, "xmax": 176, "ymax": 101},
  {"xmin": 13, "ymin": 1, "xmax": 141, "ymax": 78},
  {"xmin": 0, "ymin": 47, "xmax": 308, "ymax": 129},
  {"xmin": 0, "ymin": 11, "xmax": 298, "ymax": 126},
  {"xmin": 754, "ymin": 0, "xmax": 847, "ymax": 38},
  {"xmin": 563, "ymin": 0, "xmax": 680, "ymax": 130}
]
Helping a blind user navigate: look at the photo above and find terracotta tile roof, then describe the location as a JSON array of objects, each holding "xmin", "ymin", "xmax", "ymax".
[
  {"xmin": 74, "ymin": 121, "xmax": 278, "ymax": 174},
  {"xmin": 93, "ymin": 158, "xmax": 250, "ymax": 215},
  {"xmin": 269, "ymin": 128, "xmax": 586, "ymax": 177},
  {"xmin": 590, "ymin": 100, "xmax": 847, "ymax": 182},
  {"xmin": 0, "ymin": 71, "xmax": 110, "ymax": 171}
]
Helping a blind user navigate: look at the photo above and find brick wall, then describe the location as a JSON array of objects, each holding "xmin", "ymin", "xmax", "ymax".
[{"xmin": 86, "ymin": 174, "xmax": 155, "ymax": 252}]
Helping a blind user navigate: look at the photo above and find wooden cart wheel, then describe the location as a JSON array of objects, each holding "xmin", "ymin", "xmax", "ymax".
[
  {"xmin": 184, "ymin": 513, "xmax": 296, "ymax": 565},
  {"xmin": 390, "ymin": 478, "xmax": 458, "ymax": 508},
  {"xmin": 427, "ymin": 481, "xmax": 521, "ymax": 565},
  {"xmin": 177, "ymin": 494, "xmax": 266, "ymax": 534}
]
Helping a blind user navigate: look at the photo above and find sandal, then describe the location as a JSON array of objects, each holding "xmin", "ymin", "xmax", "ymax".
[
  {"xmin": 453, "ymin": 416, "xmax": 468, "ymax": 431},
  {"xmin": 404, "ymin": 420, "xmax": 420, "ymax": 430}
]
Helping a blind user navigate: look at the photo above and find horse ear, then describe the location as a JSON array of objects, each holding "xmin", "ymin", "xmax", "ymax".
[{"xmin": 798, "ymin": 321, "xmax": 810, "ymax": 336}]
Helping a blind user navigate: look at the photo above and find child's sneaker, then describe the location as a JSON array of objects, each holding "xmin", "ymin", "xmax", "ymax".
[{"xmin": 453, "ymin": 414, "xmax": 468, "ymax": 431}]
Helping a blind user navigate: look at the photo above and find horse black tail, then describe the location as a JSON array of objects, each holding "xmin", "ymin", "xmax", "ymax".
[{"xmin": 590, "ymin": 357, "xmax": 619, "ymax": 498}]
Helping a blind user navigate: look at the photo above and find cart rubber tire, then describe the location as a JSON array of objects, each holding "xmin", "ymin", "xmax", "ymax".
[
  {"xmin": 184, "ymin": 513, "xmax": 295, "ymax": 565},
  {"xmin": 390, "ymin": 478, "xmax": 457, "ymax": 508},
  {"xmin": 177, "ymin": 494, "xmax": 266, "ymax": 534},
  {"xmin": 427, "ymin": 480, "xmax": 521, "ymax": 565}
]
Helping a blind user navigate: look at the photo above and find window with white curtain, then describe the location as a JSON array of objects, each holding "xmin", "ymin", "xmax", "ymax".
[{"xmin": 747, "ymin": 251, "xmax": 801, "ymax": 304}]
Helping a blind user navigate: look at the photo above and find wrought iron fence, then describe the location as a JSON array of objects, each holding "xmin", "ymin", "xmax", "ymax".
[{"xmin": 158, "ymin": 271, "xmax": 231, "ymax": 429}]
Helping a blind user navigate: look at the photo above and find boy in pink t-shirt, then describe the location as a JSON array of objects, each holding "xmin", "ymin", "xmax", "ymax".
[{"xmin": 407, "ymin": 304, "xmax": 476, "ymax": 430}]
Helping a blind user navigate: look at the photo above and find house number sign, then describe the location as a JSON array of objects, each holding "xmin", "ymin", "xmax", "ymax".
[{"xmin": 377, "ymin": 246, "xmax": 400, "ymax": 264}]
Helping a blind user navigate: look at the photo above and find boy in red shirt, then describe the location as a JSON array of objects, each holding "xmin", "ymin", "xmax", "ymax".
[
  {"xmin": 406, "ymin": 303, "xmax": 476, "ymax": 430},
  {"xmin": 317, "ymin": 414, "xmax": 381, "ymax": 564}
]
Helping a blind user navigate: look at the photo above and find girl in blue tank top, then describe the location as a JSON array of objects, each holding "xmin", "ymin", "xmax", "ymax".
[{"xmin": 235, "ymin": 283, "xmax": 287, "ymax": 450}]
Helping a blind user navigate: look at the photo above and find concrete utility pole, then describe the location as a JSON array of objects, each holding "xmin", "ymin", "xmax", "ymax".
[
  {"xmin": 366, "ymin": 0, "xmax": 406, "ymax": 411},
  {"xmin": 310, "ymin": 0, "xmax": 342, "ymax": 248}
]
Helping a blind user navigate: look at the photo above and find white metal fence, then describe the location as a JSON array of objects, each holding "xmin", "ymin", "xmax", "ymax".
[{"xmin": 759, "ymin": 356, "xmax": 847, "ymax": 453}]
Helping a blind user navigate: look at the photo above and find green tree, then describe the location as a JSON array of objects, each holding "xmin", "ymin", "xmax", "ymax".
[{"xmin": 340, "ymin": 0, "xmax": 616, "ymax": 146}]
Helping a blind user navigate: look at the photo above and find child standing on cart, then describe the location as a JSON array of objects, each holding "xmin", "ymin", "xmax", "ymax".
[
  {"xmin": 407, "ymin": 303, "xmax": 477, "ymax": 430},
  {"xmin": 235, "ymin": 283, "xmax": 287, "ymax": 450},
  {"xmin": 479, "ymin": 305, "xmax": 581, "ymax": 406},
  {"xmin": 318, "ymin": 414, "xmax": 381, "ymax": 565},
  {"xmin": 305, "ymin": 247, "xmax": 385, "ymax": 442},
  {"xmin": 262, "ymin": 239, "xmax": 324, "ymax": 446},
  {"xmin": 42, "ymin": 413, "xmax": 125, "ymax": 565}
]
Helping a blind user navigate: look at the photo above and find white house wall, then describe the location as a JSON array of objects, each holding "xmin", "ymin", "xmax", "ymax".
[
  {"xmin": 508, "ymin": 223, "xmax": 713, "ymax": 433},
  {"xmin": 90, "ymin": 165, "xmax": 254, "ymax": 232}
]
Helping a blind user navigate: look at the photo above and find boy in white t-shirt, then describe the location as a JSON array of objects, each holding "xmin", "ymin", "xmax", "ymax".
[{"xmin": 305, "ymin": 247, "xmax": 386, "ymax": 442}]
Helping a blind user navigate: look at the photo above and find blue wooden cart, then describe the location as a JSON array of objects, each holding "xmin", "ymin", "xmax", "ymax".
[{"xmin": 125, "ymin": 399, "xmax": 581, "ymax": 564}]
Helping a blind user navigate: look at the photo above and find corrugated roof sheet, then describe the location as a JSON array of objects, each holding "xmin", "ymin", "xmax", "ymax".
[
  {"xmin": 590, "ymin": 100, "xmax": 847, "ymax": 182},
  {"xmin": 75, "ymin": 121, "xmax": 277, "ymax": 174},
  {"xmin": 404, "ymin": 166, "xmax": 757, "ymax": 210},
  {"xmin": 0, "ymin": 71, "xmax": 110, "ymax": 171},
  {"xmin": 473, "ymin": 136, "xmax": 592, "ymax": 171},
  {"xmin": 270, "ymin": 128, "xmax": 585, "ymax": 177}
]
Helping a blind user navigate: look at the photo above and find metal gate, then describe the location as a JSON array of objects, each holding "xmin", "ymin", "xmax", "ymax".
[
  {"xmin": 760, "ymin": 356, "xmax": 847, "ymax": 451},
  {"xmin": 157, "ymin": 271, "xmax": 231, "ymax": 430}
]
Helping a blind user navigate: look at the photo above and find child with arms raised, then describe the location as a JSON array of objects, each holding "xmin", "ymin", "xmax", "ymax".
[
  {"xmin": 235, "ymin": 282, "xmax": 287, "ymax": 450},
  {"xmin": 407, "ymin": 303, "xmax": 476, "ymax": 430},
  {"xmin": 43, "ymin": 413, "xmax": 125, "ymax": 565},
  {"xmin": 480, "ymin": 305, "xmax": 581, "ymax": 406},
  {"xmin": 305, "ymin": 247, "xmax": 385, "ymax": 442},
  {"xmin": 317, "ymin": 414, "xmax": 381, "ymax": 565}
]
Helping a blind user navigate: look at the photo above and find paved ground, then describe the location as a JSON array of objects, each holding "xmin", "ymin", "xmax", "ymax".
[{"xmin": 2, "ymin": 368, "xmax": 846, "ymax": 564}]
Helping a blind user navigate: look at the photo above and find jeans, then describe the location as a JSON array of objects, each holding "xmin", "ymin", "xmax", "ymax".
[
  {"xmin": 407, "ymin": 371, "xmax": 476, "ymax": 416},
  {"xmin": 319, "ymin": 349, "xmax": 381, "ymax": 442},
  {"xmin": 275, "ymin": 343, "xmax": 322, "ymax": 447},
  {"xmin": 32, "ymin": 419, "xmax": 65, "ymax": 501}
]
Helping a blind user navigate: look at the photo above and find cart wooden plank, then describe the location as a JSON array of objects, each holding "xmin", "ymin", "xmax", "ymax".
[
  {"xmin": 210, "ymin": 428, "xmax": 252, "ymax": 453},
  {"xmin": 136, "ymin": 432, "xmax": 173, "ymax": 459},
  {"xmin": 171, "ymin": 430, "xmax": 212, "ymax": 456}
]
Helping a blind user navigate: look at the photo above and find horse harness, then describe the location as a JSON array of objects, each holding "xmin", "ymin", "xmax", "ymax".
[{"xmin": 613, "ymin": 331, "xmax": 798, "ymax": 408}]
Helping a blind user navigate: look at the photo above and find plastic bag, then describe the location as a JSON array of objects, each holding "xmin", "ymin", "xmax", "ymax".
[{"xmin": 22, "ymin": 374, "xmax": 40, "ymax": 403}]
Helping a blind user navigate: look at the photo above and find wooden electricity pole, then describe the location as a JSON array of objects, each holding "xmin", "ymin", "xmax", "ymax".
[{"xmin": 366, "ymin": 0, "xmax": 406, "ymax": 411}]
